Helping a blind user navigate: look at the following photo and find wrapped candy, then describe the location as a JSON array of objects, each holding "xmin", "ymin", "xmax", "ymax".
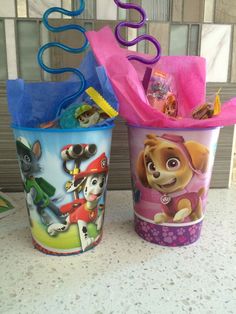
[{"xmin": 192, "ymin": 90, "xmax": 221, "ymax": 120}]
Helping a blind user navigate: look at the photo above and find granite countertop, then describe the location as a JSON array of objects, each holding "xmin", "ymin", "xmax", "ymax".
[{"xmin": 0, "ymin": 189, "xmax": 236, "ymax": 314}]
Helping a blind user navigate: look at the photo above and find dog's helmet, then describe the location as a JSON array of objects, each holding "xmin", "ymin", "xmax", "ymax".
[
  {"xmin": 74, "ymin": 103, "xmax": 92, "ymax": 119},
  {"xmin": 74, "ymin": 153, "xmax": 108, "ymax": 180},
  {"xmin": 16, "ymin": 137, "xmax": 32, "ymax": 155}
]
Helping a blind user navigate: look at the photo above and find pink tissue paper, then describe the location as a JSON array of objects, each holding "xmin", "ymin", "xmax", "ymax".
[{"xmin": 87, "ymin": 27, "xmax": 236, "ymax": 129}]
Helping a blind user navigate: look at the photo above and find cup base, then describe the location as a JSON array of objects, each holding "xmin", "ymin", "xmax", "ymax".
[
  {"xmin": 134, "ymin": 215, "xmax": 203, "ymax": 247},
  {"xmin": 32, "ymin": 233, "xmax": 103, "ymax": 256}
]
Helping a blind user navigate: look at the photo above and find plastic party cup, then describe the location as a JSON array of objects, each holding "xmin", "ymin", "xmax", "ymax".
[
  {"xmin": 128, "ymin": 125, "xmax": 220, "ymax": 247},
  {"xmin": 13, "ymin": 124, "xmax": 113, "ymax": 255}
]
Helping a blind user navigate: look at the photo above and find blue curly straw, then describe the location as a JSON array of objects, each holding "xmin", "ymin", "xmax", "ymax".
[{"xmin": 37, "ymin": 0, "xmax": 88, "ymax": 118}]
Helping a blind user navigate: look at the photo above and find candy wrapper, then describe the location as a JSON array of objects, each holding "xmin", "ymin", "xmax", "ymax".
[
  {"xmin": 7, "ymin": 51, "xmax": 119, "ymax": 129},
  {"xmin": 86, "ymin": 27, "xmax": 236, "ymax": 128},
  {"xmin": 146, "ymin": 69, "xmax": 178, "ymax": 117}
]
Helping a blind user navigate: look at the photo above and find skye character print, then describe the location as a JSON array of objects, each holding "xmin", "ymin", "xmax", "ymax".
[
  {"xmin": 16, "ymin": 137, "xmax": 67, "ymax": 236},
  {"xmin": 136, "ymin": 134, "xmax": 209, "ymax": 224},
  {"xmin": 60, "ymin": 153, "xmax": 108, "ymax": 251}
]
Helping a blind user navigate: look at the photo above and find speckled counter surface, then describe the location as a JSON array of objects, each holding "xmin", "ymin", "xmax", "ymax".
[{"xmin": 0, "ymin": 189, "xmax": 236, "ymax": 314}]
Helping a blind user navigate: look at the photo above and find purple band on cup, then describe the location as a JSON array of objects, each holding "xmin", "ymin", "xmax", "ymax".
[{"xmin": 134, "ymin": 215, "xmax": 203, "ymax": 247}]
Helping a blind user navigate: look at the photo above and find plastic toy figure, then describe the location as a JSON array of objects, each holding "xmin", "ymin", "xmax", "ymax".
[{"xmin": 75, "ymin": 104, "xmax": 109, "ymax": 128}]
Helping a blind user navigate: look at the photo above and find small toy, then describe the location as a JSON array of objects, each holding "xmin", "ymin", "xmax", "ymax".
[
  {"xmin": 85, "ymin": 87, "xmax": 119, "ymax": 118},
  {"xmin": 114, "ymin": 0, "xmax": 161, "ymax": 65},
  {"xmin": 58, "ymin": 104, "xmax": 81, "ymax": 129},
  {"xmin": 50, "ymin": 87, "xmax": 117, "ymax": 129},
  {"xmin": 147, "ymin": 70, "xmax": 178, "ymax": 117},
  {"xmin": 75, "ymin": 104, "xmax": 109, "ymax": 128},
  {"xmin": 59, "ymin": 101, "xmax": 112, "ymax": 129}
]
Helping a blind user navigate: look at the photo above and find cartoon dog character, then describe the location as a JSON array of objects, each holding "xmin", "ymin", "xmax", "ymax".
[
  {"xmin": 136, "ymin": 134, "xmax": 209, "ymax": 223},
  {"xmin": 16, "ymin": 137, "xmax": 67, "ymax": 236},
  {"xmin": 59, "ymin": 153, "xmax": 108, "ymax": 251},
  {"xmin": 61, "ymin": 143, "xmax": 97, "ymax": 199},
  {"xmin": 163, "ymin": 95, "xmax": 177, "ymax": 117},
  {"xmin": 75, "ymin": 104, "xmax": 109, "ymax": 128}
]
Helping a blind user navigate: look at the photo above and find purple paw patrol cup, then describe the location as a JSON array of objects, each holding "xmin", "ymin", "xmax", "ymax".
[
  {"xmin": 13, "ymin": 125, "xmax": 113, "ymax": 255},
  {"xmin": 128, "ymin": 125, "xmax": 220, "ymax": 247}
]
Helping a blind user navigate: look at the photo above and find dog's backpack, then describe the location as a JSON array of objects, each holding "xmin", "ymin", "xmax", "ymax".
[{"xmin": 35, "ymin": 178, "xmax": 56, "ymax": 197}]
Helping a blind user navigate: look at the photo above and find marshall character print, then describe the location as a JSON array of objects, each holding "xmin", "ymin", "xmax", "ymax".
[
  {"xmin": 57, "ymin": 144, "xmax": 108, "ymax": 251},
  {"xmin": 60, "ymin": 143, "xmax": 97, "ymax": 199},
  {"xmin": 136, "ymin": 134, "xmax": 209, "ymax": 224},
  {"xmin": 16, "ymin": 137, "xmax": 67, "ymax": 236}
]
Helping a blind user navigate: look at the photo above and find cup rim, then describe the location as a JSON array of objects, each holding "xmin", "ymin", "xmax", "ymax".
[
  {"xmin": 127, "ymin": 124, "xmax": 222, "ymax": 131},
  {"xmin": 11, "ymin": 123, "xmax": 114, "ymax": 133}
]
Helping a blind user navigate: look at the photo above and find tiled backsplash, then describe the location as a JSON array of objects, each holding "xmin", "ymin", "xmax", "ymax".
[
  {"xmin": 0, "ymin": 0, "xmax": 235, "ymax": 83},
  {"xmin": 201, "ymin": 24, "xmax": 232, "ymax": 82}
]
